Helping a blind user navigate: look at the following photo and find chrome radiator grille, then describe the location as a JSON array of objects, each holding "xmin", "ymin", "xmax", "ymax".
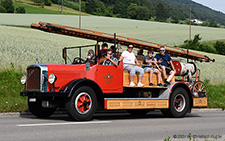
[{"xmin": 26, "ymin": 67, "xmax": 40, "ymax": 91}]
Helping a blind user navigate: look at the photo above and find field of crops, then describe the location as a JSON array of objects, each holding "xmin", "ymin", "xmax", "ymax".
[{"xmin": 0, "ymin": 14, "xmax": 225, "ymax": 84}]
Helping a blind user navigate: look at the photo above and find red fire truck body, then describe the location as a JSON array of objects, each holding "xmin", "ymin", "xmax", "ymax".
[{"xmin": 20, "ymin": 22, "xmax": 212, "ymax": 121}]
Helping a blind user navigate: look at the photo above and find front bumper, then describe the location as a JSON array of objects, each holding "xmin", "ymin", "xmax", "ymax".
[{"xmin": 20, "ymin": 91, "xmax": 68, "ymax": 98}]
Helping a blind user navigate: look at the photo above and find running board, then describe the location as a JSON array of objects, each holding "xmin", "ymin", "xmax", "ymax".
[{"xmin": 104, "ymin": 98, "xmax": 169, "ymax": 110}]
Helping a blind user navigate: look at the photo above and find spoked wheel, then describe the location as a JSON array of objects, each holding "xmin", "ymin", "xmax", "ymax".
[
  {"xmin": 161, "ymin": 87, "xmax": 190, "ymax": 118},
  {"xmin": 65, "ymin": 86, "xmax": 97, "ymax": 121},
  {"xmin": 191, "ymin": 81, "xmax": 207, "ymax": 94}
]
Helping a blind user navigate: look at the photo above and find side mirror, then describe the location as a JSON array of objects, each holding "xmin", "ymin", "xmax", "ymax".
[{"xmin": 63, "ymin": 48, "xmax": 67, "ymax": 59}]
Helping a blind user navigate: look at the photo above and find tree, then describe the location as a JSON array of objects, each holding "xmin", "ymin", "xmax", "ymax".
[
  {"xmin": 156, "ymin": 3, "xmax": 167, "ymax": 22},
  {"xmin": 135, "ymin": 6, "xmax": 149, "ymax": 20},
  {"xmin": 127, "ymin": 3, "xmax": 137, "ymax": 19},
  {"xmin": 0, "ymin": 6, "xmax": 6, "ymax": 13},
  {"xmin": 209, "ymin": 21, "xmax": 219, "ymax": 28},
  {"xmin": 112, "ymin": 0, "xmax": 127, "ymax": 17},
  {"xmin": 171, "ymin": 16, "xmax": 179, "ymax": 24},
  {"xmin": 1, "ymin": 0, "xmax": 14, "ymax": 13},
  {"xmin": 15, "ymin": 6, "xmax": 26, "ymax": 13},
  {"xmin": 214, "ymin": 41, "xmax": 225, "ymax": 55},
  {"xmin": 85, "ymin": 0, "xmax": 106, "ymax": 15}
]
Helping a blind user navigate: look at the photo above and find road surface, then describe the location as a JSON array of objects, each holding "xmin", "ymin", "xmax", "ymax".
[{"xmin": 0, "ymin": 110, "xmax": 224, "ymax": 141}]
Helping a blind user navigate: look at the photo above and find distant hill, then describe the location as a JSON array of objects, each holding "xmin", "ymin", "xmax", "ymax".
[
  {"xmin": 162, "ymin": 0, "xmax": 225, "ymax": 25},
  {"xmin": 78, "ymin": 0, "xmax": 225, "ymax": 25}
]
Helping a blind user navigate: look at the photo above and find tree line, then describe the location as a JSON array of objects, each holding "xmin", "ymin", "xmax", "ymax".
[{"xmin": 0, "ymin": 0, "xmax": 26, "ymax": 13}]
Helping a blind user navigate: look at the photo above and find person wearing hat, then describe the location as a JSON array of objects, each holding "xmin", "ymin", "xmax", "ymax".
[{"xmin": 119, "ymin": 44, "xmax": 144, "ymax": 87}]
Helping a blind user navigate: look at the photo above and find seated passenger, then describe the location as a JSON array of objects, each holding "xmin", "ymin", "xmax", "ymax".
[
  {"xmin": 143, "ymin": 50, "xmax": 163, "ymax": 87},
  {"xmin": 85, "ymin": 49, "xmax": 95, "ymax": 64},
  {"xmin": 155, "ymin": 46, "xmax": 176, "ymax": 85},
  {"xmin": 119, "ymin": 44, "xmax": 144, "ymax": 87},
  {"xmin": 99, "ymin": 43, "xmax": 108, "ymax": 58},
  {"xmin": 136, "ymin": 48, "xmax": 144, "ymax": 61},
  {"xmin": 102, "ymin": 49, "xmax": 118, "ymax": 66}
]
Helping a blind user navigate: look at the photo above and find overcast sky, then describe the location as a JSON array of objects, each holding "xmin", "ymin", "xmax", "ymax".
[{"xmin": 192, "ymin": 0, "xmax": 225, "ymax": 14}]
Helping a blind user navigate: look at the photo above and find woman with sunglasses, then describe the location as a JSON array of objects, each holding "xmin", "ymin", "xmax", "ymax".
[
  {"xmin": 155, "ymin": 46, "xmax": 176, "ymax": 85},
  {"xmin": 119, "ymin": 44, "xmax": 144, "ymax": 87}
]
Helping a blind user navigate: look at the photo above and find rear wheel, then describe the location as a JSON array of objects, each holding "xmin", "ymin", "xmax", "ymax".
[
  {"xmin": 65, "ymin": 86, "xmax": 97, "ymax": 121},
  {"xmin": 28, "ymin": 97, "xmax": 56, "ymax": 118},
  {"xmin": 161, "ymin": 87, "xmax": 190, "ymax": 118}
]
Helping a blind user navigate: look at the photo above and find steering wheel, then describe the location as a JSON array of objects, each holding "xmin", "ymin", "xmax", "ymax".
[{"xmin": 72, "ymin": 57, "xmax": 85, "ymax": 64}]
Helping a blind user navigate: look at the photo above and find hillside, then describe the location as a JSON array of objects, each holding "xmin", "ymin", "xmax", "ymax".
[
  {"xmin": 79, "ymin": 0, "xmax": 225, "ymax": 26},
  {"xmin": 0, "ymin": 14, "xmax": 225, "ymax": 84},
  {"xmin": 162, "ymin": 0, "xmax": 225, "ymax": 25}
]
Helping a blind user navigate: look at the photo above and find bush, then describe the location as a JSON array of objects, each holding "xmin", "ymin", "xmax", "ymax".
[
  {"xmin": 15, "ymin": 6, "xmax": 26, "ymax": 13},
  {"xmin": 214, "ymin": 41, "xmax": 225, "ymax": 55},
  {"xmin": 0, "ymin": 6, "xmax": 6, "ymax": 13},
  {"xmin": 44, "ymin": 0, "xmax": 52, "ymax": 6},
  {"xmin": 199, "ymin": 44, "xmax": 217, "ymax": 53},
  {"xmin": 1, "ymin": 0, "xmax": 14, "ymax": 13}
]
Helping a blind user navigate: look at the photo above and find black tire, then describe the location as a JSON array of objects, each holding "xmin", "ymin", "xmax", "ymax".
[
  {"xmin": 161, "ymin": 87, "xmax": 190, "ymax": 118},
  {"xmin": 28, "ymin": 97, "xmax": 56, "ymax": 118},
  {"xmin": 65, "ymin": 86, "xmax": 97, "ymax": 121},
  {"xmin": 127, "ymin": 109, "xmax": 149, "ymax": 116}
]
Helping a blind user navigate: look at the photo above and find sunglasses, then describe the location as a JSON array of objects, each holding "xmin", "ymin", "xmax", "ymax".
[
  {"xmin": 160, "ymin": 50, "xmax": 165, "ymax": 52},
  {"xmin": 128, "ymin": 47, "xmax": 133, "ymax": 49},
  {"xmin": 107, "ymin": 53, "xmax": 112, "ymax": 55}
]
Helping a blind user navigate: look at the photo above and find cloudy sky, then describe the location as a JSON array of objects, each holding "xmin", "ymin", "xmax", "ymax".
[{"xmin": 192, "ymin": 0, "xmax": 225, "ymax": 14}]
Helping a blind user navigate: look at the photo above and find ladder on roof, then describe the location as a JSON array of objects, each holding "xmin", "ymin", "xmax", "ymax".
[{"xmin": 31, "ymin": 21, "xmax": 215, "ymax": 62}]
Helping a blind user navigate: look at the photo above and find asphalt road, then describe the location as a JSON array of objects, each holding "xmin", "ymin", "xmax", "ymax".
[{"xmin": 0, "ymin": 110, "xmax": 225, "ymax": 141}]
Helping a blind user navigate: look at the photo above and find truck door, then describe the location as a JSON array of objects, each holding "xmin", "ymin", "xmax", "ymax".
[{"xmin": 97, "ymin": 63, "xmax": 123, "ymax": 93}]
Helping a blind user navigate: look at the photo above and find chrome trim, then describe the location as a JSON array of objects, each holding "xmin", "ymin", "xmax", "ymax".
[{"xmin": 26, "ymin": 63, "xmax": 48, "ymax": 92}]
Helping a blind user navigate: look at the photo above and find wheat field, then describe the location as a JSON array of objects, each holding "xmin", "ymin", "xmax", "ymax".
[{"xmin": 0, "ymin": 14, "xmax": 225, "ymax": 84}]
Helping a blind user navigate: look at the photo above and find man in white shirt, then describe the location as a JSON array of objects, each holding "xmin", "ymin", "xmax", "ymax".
[{"xmin": 119, "ymin": 44, "xmax": 144, "ymax": 87}]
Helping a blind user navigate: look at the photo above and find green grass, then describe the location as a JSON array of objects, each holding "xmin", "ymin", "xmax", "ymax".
[
  {"xmin": 206, "ymin": 82, "xmax": 225, "ymax": 110},
  {"xmin": 13, "ymin": 1, "xmax": 72, "ymax": 14},
  {"xmin": 0, "ymin": 64, "xmax": 27, "ymax": 112}
]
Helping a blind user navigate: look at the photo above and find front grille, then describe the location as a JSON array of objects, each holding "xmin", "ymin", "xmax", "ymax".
[{"xmin": 26, "ymin": 67, "xmax": 40, "ymax": 91}]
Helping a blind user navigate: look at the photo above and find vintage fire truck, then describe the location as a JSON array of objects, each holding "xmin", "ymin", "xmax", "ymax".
[{"xmin": 20, "ymin": 22, "xmax": 214, "ymax": 121}]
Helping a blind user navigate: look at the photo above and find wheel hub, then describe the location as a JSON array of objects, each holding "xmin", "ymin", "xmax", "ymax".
[
  {"xmin": 173, "ymin": 94, "xmax": 186, "ymax": 112},
  {"xmin": 75, "ymin": 93, "xmax": 92, "ymax": 114}
]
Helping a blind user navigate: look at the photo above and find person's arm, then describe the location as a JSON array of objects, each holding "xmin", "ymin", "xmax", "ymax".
[
  {"xmin": 170, "ymin": 60, "xmax": 175, "ymax": 70},
  {"xmin": 153, "ymin": 58, "xmax": 161, "ymax": 71},
  {"xmin": 109, "ymin": 58, "xmax": 118, "ymax": 66},
  {"xmin": 135, "ymin": 58, "xmax": 140, "ymax": 65},
  {"xmin": 118, "ymin": 55, "xmax": 124, "ymax": 62}
]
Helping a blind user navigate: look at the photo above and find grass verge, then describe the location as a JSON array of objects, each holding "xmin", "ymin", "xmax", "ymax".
[
  {"xmin": 0, "ymin": 64, "xmax": 27, "ymax": 112},
  {"xmin": 0, "ymin": 65, "xmax": 224, "ymax": 112}
]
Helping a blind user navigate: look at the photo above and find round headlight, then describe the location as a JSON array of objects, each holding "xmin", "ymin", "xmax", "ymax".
[
  {"xmin": 21, "ymin": 74, "xmax": 27, "ymax": 85},
  {"xmin": 48, "ymin": 73, "xmax": 56, "ymax": 84}
]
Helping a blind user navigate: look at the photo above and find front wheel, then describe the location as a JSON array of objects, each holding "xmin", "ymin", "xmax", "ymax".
[
  {"xmin": 65, "ymin": 86, "xmax": 97, "ymax": 121},
  {"xmin": 161, "ymin": 87, "xmax": 190, "ymax": 118},
  {"xmin": 28, "ymin": 97, "xmax": 56, "ymax": 118}
]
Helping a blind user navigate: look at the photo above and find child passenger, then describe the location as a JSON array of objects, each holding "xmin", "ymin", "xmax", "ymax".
[{"xmin": 143, "ymin": 50, "xmax": 163, "ymax": 86}]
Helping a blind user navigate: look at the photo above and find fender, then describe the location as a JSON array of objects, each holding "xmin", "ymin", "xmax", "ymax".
[
  {"xmin": 169, "ymin": 81, "xmax": 192, "ymax": 98},
  {"xmin": 62, "ymin": 78, "xmax": 104, "ymax": 108},
  {"xmin": 159, "ymin": 81, "xmax": 193, "ymax": 99}
]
